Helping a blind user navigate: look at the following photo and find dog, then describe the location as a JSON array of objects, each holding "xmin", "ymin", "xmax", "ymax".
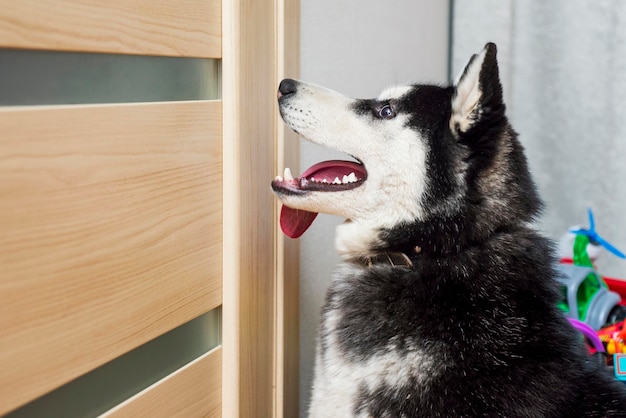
[{"xmin": 272, "ymin": 43, "xmax": 626, "ymax": 417}]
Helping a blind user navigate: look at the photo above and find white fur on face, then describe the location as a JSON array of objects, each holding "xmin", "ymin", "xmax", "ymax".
[
  {"xmin": 450, "ymin": 47, "xmax": 487, "ymax": 136},
  {"xmin": 278, "ymin": 81, "xmax": 428, "ymax": 258},
  {"xmin": 334, "ymin": 221, "xmax": 383, "ymax": 258},
  {"xmin": 377, "ymin": 85, "xmax": 413, "ymax": 102}
]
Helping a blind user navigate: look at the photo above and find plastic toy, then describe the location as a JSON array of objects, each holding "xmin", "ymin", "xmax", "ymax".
[
  {"xmin": 569, "ymin": 209, "xmax": 626, "ymax": 263},
  {"xmin": 568, "ymin": 318, "xmax": 605, "ymax": 353},
  {"xmin": 557, "ymin": 209, "xmax": 626, "ymax": 330},
  {"xmin": 614, "ymin": 353, "xmax": 626, "ymax": 382},
  {"xmin": 557, "ymin": 264, "xmax": 624, "ymax": 329},
  {"xmin": 597, "ymin": 320, "xmax": 626, "ymax": 356}
]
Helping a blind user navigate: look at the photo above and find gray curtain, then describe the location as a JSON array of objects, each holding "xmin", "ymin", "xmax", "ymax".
[{"xmin": 452, "ymin": 0, "xmax": 626, "ymax": 278}]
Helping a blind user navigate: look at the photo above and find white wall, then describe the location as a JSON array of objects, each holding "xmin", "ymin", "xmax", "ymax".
[
  {"xmin": 298, "ymin": 2, "xmax": 450, "ymax": 415},
  {"xmin": 451, "ymin": 1, "xmax": 626, "ymax": 279}
]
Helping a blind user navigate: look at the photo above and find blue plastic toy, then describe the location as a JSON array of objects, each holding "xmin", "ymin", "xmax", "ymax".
[{"xmin": 614, "ymin": 353, "xmax": 626, "ymax": 382}]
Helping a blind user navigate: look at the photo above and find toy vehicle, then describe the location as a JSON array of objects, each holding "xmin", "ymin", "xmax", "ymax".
[
  {"xmin": 556, "ymin": 209, "xmax": 626, "ymax": 330},
  {"xmin": 597, "ymin": 320, "xmax": 626, "ymax": 356},
  {"xmin": 556, "ymin": 264, "xmax": 626, "ymax": 330}
]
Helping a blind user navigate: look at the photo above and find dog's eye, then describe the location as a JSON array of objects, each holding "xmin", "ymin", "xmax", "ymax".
[{"xmin": 378, "ymin": 104, "xmax": 396, "ymax": 119}]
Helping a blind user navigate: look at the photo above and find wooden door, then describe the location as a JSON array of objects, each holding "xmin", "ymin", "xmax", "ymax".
[{"xmin": 0, "ymin": 0, "xmax": 299, "ymax": 416}]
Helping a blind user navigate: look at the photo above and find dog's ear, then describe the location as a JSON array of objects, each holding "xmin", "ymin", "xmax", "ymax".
[{"xmin": 450, "ymin": 43, "xmax": 504, "ymax": 138}]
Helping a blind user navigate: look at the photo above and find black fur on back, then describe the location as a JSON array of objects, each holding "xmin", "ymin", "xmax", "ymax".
[{"xmin": 319, "ymin": 44, "xmax": 626, "ymax": 416}]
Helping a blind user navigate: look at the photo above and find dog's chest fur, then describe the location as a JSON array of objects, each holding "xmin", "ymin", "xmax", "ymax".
[
  {"xmin": 309, "ymin": 263, "xmax": 440, "ymax": 417},
  {"xmin": 307, "ymin": 232, "xmax": 583, "ymax": 417}
]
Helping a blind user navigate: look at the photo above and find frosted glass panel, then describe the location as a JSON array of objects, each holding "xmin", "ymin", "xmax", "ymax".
[
  {"xmin": 1, "ymin": 48, "xmax": 222, "ymax": 417},
  {"xmin": 0, "ymin": 49, "xmax": 219, "ymax": 106},
  {"xmin": 6, "ymin": 309, "xmax": 221, "ymax": 418}
]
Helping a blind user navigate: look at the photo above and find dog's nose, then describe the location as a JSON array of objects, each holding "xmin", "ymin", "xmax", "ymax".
[{"xmin": 278, "ymin": 78, "xmax": 297, "ymax": 99}]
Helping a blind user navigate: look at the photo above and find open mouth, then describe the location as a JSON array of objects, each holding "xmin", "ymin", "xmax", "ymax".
[
  {"xmin": 272, "ymin": 159, "xmax": 367, "ymax": 238},
  {"xmin": 272, "ymin": 159, "xmax": 366, "ymax": 195}
]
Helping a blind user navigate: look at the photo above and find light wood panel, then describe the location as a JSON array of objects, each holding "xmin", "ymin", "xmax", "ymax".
[
  {"xmin": 222, "ymin": 0, "xmax": 276, "ymax": 416},
  {"xmin": 275, "ymin": 0, "xmax": 301, "ymax": 417},
  {"xmin": 222, "ymin": 0, "xmax": 300, "ymax": 416},
  {"xmin": 0, "ymin": 100, "xmax": 222, "ymax": 415},
  {"xmin": 101, "ymin": 347, "xmax": 222, "ymax": 418},
  {"xmin": 0, "ymin": 0, "xmax": 221, "ymax": 58}
]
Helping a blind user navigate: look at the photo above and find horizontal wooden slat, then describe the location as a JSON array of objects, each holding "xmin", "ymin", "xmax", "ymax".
[
  {"xmin": 0, "ymin": 0, "xmax": 221, "ymax": 58},
  {"xmin": 0, "ymin": 100, "xmax": 222, "ymax": 414},
  {"xmin": 101, "ymin": 347, "xmax": 222, "ymax": 418}
]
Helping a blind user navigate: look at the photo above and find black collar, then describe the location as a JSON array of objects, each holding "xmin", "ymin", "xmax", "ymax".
[{"xmin": 353, "ymin": 246, "xmax": 422, "ymax": 268}]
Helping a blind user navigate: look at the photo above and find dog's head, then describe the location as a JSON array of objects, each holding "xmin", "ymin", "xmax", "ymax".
[{"xmin": 272, "ymin": 43, "xmax": 541, "ymax": 259}]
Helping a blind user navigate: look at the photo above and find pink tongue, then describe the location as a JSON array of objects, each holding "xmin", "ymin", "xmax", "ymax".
[
  {"xmin": 278, "ymin": 160, "xmax": 365, "ymax": 239},
  {"xmin": 280, "ymin": 206, "xmax": 318, "ymax": 239}
]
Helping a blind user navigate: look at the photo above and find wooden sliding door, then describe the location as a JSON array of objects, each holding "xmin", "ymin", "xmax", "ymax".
[{"xmin": 0, "ymin": 0, "xmax": 299, "ymax": 416}]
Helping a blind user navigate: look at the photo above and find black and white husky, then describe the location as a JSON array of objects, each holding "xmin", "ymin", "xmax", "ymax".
[{"xmin": 272, "ymin": 43, "xmax": 626, "ymax": 417}]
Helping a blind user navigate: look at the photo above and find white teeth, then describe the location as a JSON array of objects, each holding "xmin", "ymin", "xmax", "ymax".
[
  {"xmin": 304, "ymin": 172, "xmax": 360, "ymax": 185},
  {"xmin": 339, "ymin": 172, "xmax": 358, "ymax": 184},
  {"xmin": 278, "ymin": 170, "xmax": 359, "ymax": 185}
]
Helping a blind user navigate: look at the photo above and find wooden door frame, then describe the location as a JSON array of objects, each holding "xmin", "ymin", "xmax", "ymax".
[{"xmin": 222, "ymin": 0, "xmax": 300, "ymax": 416}]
